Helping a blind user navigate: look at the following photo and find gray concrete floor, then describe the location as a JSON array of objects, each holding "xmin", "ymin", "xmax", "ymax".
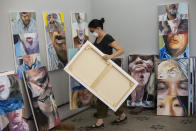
[{"xmin": 53, "ymin": 108, "xmax": 196, "ymax": 131}]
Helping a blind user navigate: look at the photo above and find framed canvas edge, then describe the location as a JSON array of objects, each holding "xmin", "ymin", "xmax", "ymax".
[
  {"xmin": 68, "ymin": 75, "xmax": 74, "ymax": 110},
  {"xmin": 9, "ymin": 12, "xmax": 19, "ymax": 73},
  {"xmin": 22, "ymin": 72, "xmax": 40, "ymax": 131},
  {"xmin": 0, "ymin": 70, "xmax": 15, "ymax": 77},
  {"xmin": 42, "ymin": 12, "xmax": 52, "ymax": 72}
]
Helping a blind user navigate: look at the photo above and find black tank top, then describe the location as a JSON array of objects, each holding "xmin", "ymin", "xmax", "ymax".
[{"xmin": 94, "ymin": 34, "xmax": 115, "ymax": 55}]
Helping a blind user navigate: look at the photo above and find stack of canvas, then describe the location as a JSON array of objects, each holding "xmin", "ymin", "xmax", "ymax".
[
  {"xmin": 157, "ymin": 2, "xmax": 196, "ymax": 116},
  {"xmin": 10, "ymin": 12, "xmax": 42, "ymax": 79}
]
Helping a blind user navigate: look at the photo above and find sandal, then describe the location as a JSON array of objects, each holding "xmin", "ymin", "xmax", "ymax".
[
  {"xmin": 86, "ymin": 123, "xmax": 104, "ymax": 130},
  {"xmin": 111, "ymin": 116, "xmax": 127, "ymax": 125}
]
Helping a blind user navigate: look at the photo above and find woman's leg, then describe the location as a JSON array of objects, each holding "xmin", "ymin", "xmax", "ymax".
[
  {"xmin": 86, "ymin": 99, "xmax": 108, "ymax": 129},
  {"xmin": 95, "ymin": 99, "xmax": 108, "ymax": 125},
  {"xmin": 114, "ymin": 103, "xmax": 127, "ymax": 121}
]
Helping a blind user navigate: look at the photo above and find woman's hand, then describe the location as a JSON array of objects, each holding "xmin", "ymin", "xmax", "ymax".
[
  {"xmin": 77, "ymin": 44, "xmax": 83, "ymax": 49},
  {"xmin": 103, "ymin": 54, "xmax": 113, "ymax": 60}
]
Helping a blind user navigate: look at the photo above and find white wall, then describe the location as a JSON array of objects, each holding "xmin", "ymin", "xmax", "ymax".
[
  {"xmin": 91, "ymin": 0, "xmax": 196, "ymax": 70},
  {"xmin": 0, "ymin": 0, "xmax": 93, "ymax": 106}
]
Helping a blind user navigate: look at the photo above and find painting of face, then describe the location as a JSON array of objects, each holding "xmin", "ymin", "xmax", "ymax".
[
  {"xmin": 22, "ymin": 54, "xmax": 37, "ymax": 67},
  {"xmin": 0, "ymin": 73, "xmax": 24, "ymax": 116},
  {"xmin": 78, "ymin": 89, "xmax": 93, "ymax": 106},
  {"xmin": 127, "ymin": 55, "xmax": 156, "ymax": 108},
  {"xmin": 6, "ymin": 109, "xmax": 23, "ymax": 123},
  {"xmin": 49, "ymin": 31, "xmax": 67, "ymax": 64},
  {"xmin": 165, "ymin": 32, "xmax": 188, "ymax": 54},
  {"xmin": 10, "ymin": 12, "xmax": 41, "ymax": 75},
  {"xmin": 19, "ymin": 33, "xmax": 39, "ymax": 55},
  {"xmin": 70, "ymin": 77, "xmax": 93, "ymax": 110},
  {"xmin": 158, "ymin": 59, "xmax": 187, "ymax": 80},
  {"xmin": 157, "ymin": 58, "xmax": 189, "ymax": 116},
  {"xmin": 23, "ymin": 67, "xmax": 60, "ymax": 130},
  {"xmin": 45, "ymin": 13, "xmax": 64, "ymax": 32},
  {"xmin": 71, "ymin": 12, "xmax": 88, "ymax": 48},
  {"xmin": 43, "ymin": 12, "xmax": 67, "ymax": 71},
  {"xmin": 19, "ymin": 12, "xmax": 32, "ymax": 26},
  {"xmin": 157, "ymin": 95, "xmax": 188, "ymax": 116},
  {"xmin": 129, "ymin": 56, "xmax": 153, "ymax": 86},
  {"xmin": 165, "ymin": 4, "xmax": 179, "ymax": 19},
  {"xmin": 25, "ymin": 67, "xmax": 49, "ymax": 97},
  {"xmin": 158, "ymin": 3, "xmax": 189, "ymax": 59},
  {"xmin": 75, "ymin": 13, "xmax": 85, "ymax": 24},
  {"xmin": 158, "ymin": 79, "xmax": 188, "ymax": 96},
  {"xmin": 0, "ymin": 109, "xmax": 29, "ymax": 131},
  {"xmin": 0, "ymin": 75, "xmax": 11, "ymax": 100},
  {"xmin": 11, "ymin": 12, "xmax": 37, "ymax": 35}
]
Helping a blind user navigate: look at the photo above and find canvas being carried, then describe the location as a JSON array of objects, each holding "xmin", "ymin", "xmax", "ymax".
[{"xmin": 64, "ymin": 41, "xmax": 138, "ymax": 111}]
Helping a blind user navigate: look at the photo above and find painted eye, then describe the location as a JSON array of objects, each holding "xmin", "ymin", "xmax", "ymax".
[
  {"xmin": 178, "ymin": 81, "xmax": 188, "ymax": 90},
  {"xmin": 174, "ymin": 104, "xmax": 182, "ymax": 107},
  {"xmin": 158, "ymin": 83, "xmax": 168, "ymax": 91},
  {"xmin": 158, "ymin": 105, "xmax": 164, "ymax": 109}
]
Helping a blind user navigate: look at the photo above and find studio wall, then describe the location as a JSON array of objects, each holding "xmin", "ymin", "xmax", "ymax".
[{"xmin": 91, "ymin": 0, "xmax": 196, "ymax": 71}]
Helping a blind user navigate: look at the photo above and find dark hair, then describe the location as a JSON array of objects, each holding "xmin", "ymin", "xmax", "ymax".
[{"xmin": 88, "ymin": 18, "xmax": 105, "ymax": 29}]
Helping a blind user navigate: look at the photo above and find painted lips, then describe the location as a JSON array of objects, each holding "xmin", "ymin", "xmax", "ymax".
[
  {"xmin": 0, "ymin": 85, "xmax": 5, "ymax": 92},
  {"xmin": 26, "ymin": 37, "xmax": 33, "ymax": 44}
]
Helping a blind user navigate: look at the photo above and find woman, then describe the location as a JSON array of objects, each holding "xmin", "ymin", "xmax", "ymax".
[{"xmin": 86, "ymin": 18, "xmax": 127, "ymax": 129}]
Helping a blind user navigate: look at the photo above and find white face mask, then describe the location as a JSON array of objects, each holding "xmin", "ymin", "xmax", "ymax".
[
  {"xmin": 0, "ymin": 76, "xmax": 11, "ymax": 100},
  {"xmin": 92, "ymin": 32, "xmax": 99, "ymax": 38},
  {"xmin": 168, "ymin": 9, "xmax": 177, "ymax": 15}
]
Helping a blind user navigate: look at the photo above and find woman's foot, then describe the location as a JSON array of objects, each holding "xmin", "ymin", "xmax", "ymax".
[
  {"xmin": 112, "ymin": 113, "xmax": 127, "ymax": 125},
  {"xmin": 86, "ymin": 123, "xmax": 104, "ymax": 130},
  {"xmin": 86, "ymin": 119, "xmax": 104, "ymax": 130}
]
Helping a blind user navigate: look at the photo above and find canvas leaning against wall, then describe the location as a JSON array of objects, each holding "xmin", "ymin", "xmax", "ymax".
[
  {"xmin": 10, "ymin": 12, "xmax": 41, "ymax": 78},
  {"xmin": 23, "ymin": 66, "xmax": 60, "ymax": 130},
  {"xmin": 68, "ymin": 48, "xmax": 93, "ymax": 110},
  {"xmin": 158, "ymin": 2, "xmax": 189, "ymax": 59},
  {"xmin": 0, "ymin": 72, "xmax": 24, "ymax": 116},
  {"xmin": 43, "ymin": 12, "xmax": 68, "ymax": 71},
  {"xmin": 0, "ymin": 109, "xmax": 30, "ymax": 131},
  {"xmin": 71, "ymin": 12, "xmax": 89, "ymax": 48},
  {"xmin": 157, "ymin": 58, "xmax": 189, "ymax": 116},
  {"xmin": 127, "ymin": 55, "xmax": 157, "ymax": 108}
]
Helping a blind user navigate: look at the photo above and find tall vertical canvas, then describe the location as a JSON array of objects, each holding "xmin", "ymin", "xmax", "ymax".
[
  {"xmin": 127, "ymin": 55, "xmax": 157, "ymax": 108},
  {"xmin": 23, "ymin": 67, "xmax": 60, "ymax": 130},
  {"xmin": 68, "ymin": 48, "xmax": 93, "ymax": 110},
  {"xmin": 157, "ymin": 59, "xmax": 189, "ymax": 116},
  {"xmin": 43, "ymin": 12, "xmax": 68, "ymax": 71},
  {"xmin": 189, "ymin": 57, "xmax": 196, "ymax": 115},
  {"xmin": 158, "ymin": 3, "xmax": 189, "ymax": 59},
  {"xmin": 0, "ymin": 72, "xmax": 24, "ymax": 116},
  {"xmin": 71, "ymin": 12, "xmax": 88, "ymax": 48},
  {"xmin": 10, "ymin": 12, "xmax": 41, "ymax": 78}
]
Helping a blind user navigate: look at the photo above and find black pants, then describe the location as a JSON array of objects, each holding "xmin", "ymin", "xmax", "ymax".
[{"xmin": 96, "ymin": 99, "xmax": 125, "ymax": 118}]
